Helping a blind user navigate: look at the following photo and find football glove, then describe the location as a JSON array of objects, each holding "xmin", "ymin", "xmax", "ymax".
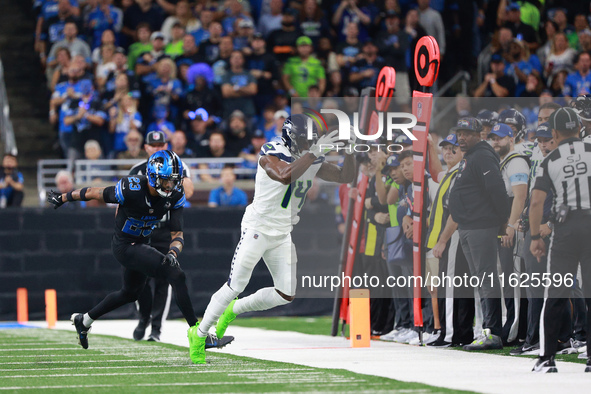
[
  {"xmin": 162, "ymin": 251, "xmax": 180, "ymax": 268},
  {"xmin": 309, "ymin": 130, "xmax": 344, "ymax": 158},
  {"xmin": 345, "ymin": 127, "xmax": 357, "ymax": 155},
  {"xmin": 47, "ymin": 190, "xmax": 65, "ymax": 209}
]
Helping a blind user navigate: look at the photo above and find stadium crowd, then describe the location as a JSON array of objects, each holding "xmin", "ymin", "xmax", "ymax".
[{"xmin": 31, "ymin": 1, "xmax": 590, "ymax": 171}]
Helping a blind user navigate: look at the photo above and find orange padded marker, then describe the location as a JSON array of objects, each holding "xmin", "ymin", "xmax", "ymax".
[
  {"xmin": 349, "ymin": 289, "xmax": 370, "ymax": 348},
  {"xmin": 45, "ymin": 289, "xmax": 57, "ymax": 328},
  {"xmin": 17, "ymin": 288, "xmax": 28, "ymax": 324}
]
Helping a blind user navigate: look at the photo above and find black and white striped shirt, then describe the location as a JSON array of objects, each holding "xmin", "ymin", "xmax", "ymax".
[{"xmin": 533, "ymin": 137, "xmax": 591, "ymax": 211}]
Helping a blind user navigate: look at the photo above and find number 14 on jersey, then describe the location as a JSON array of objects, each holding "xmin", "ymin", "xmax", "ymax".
[{"xmin": 281, "ymin": 180, "xmax": 313, "ymax": 209}]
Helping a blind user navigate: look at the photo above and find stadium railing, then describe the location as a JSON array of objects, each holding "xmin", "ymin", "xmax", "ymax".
[
  {"xmin": 37, "ymin": 157, "xmax": 257, "ymax": 206},
  {"xmin": 38, "ymin": 155, "xmax": 343, "ymax": 206},
  {"xmin": 0, "ymin": 59, "xmax": 17, "ymax": 156}
]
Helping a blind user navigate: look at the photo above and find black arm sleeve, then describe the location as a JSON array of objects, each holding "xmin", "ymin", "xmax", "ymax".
[
  {"xmin": 103, "ymin": 186, "xmax": 118, "ymax": 204},
  {"xmin": 169, "ymin": 207, "xmax": 184, "ymax": 232}
]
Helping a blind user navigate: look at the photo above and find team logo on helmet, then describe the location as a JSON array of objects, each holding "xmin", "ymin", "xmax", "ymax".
[{"xmin": 146, "ymin": 150, "xmax": 183, "ymax": 198}]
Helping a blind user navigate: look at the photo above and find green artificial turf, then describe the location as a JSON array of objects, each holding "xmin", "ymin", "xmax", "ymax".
[
  {"xmin": 230, "ymin": 316, "xmax": 335, "ymax": 336},
  {"xmin": 0, "ymin": 328, "xmax": 471, "ymax": 393}
]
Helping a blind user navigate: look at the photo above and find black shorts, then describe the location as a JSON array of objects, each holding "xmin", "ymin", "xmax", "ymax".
[{"xmin": 112, "ymin": 235, "xmax": 165, "ymax": 278}]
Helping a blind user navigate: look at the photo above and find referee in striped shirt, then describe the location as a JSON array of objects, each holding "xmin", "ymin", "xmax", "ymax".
[{"xmin": 530, "ymin": 107, "xmax": 591, "ymax": 373}]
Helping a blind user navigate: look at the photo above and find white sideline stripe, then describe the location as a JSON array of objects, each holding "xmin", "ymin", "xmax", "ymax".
[
  {"xmin": 2, "ymin": 370, "xmax": 322, "ymax": 379},
  {"xmin": 0, "ymin": 346, "xmax": 157, "ymax": 352},
  {"xmin": 0, "ymin": 367, "xmax": 307, "ymax": 373},
  {"xmin": 0, "ymin": 348, "xmax": 81, "ymax": 352},
  {"xmin": 0, "ymin": 382, "xmax": 392, "ymax": 391},
  {"xmin": 2, "ymin": 359, "xmax": 184, "ymax": 365},
  {"xmin": 0, "ymin": 365, "xmax": 190, "ymax": 372},
  {"xmin": 0, "ymin": 343, "xmax": 73, "ymax": 346},
  {"xmin": 0, "ymin": 352, "xmax": 178, "ymax": 358}
]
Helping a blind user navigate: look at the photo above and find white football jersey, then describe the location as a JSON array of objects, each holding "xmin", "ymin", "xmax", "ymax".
[
  {"xmin": 500, "ymin": 149, "xmax": 530, "ymax": 198},
  {"xmin": 515, "ymin": 141, "xmax": 534, "ymax": 157},
  {"xmin": 528, "ymin": 143, "xmax": 550, "ymax": 193},
  {"xmin": 241, "ymin": 140, "xmax": 324, "ymax": 236}
]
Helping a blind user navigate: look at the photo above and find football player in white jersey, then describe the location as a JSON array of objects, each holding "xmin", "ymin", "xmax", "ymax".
[
  {"xmin": 498, "ymin": 108, "xmax": 535, "ymax": 157},
  {"xmin": 528, "ymin": 103, "xmax": 561, "ymax": 187},
  {"xmin": 188, "ymin": 114, "xmax": 356, "ymax": 363}
]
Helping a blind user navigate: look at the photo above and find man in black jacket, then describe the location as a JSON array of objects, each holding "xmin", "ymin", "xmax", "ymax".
[{"xmin": 449, "ymin": 117, "xmax": 511, "ymax": 350}]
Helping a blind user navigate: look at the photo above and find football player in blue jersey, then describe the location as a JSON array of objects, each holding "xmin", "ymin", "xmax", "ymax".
[{"xmin": 47, "ymin": 150, "xmax": 232, "ymax": 363}]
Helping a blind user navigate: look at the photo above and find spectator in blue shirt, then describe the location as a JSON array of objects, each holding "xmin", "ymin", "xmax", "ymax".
[
  {"xmin": 86, "ymin": 0, "xmax": 123, "ymax": 50},
  {"xmin": 221, "ymin": 0, "xmax": 252, "ymax": 36},
  {"xmin": 349, "ymin": 40, "xmax": 386, "ymax": 90},
  {"xmin": 332, "ymin": 0, "xmax": 373, "ymax": 43},
  {"xmin": 208, "ymin": 166, "xmax": 248, "ymax": 208},
  {"xmin": 0, "ymin": 154, "xmax": 24, "ymax": 208},
  {"xmin": 563, "ymin": 52, "xmax": 591, "ymax": 98},
  {"xmin": 265, "ymin": 109, "xmax": 288, "ymax": 142},
  {"xmin": 35, "ymin": 0, "xmax": 80, "ymax": 55},
  {"xmin": 147, "ymin": 105, "xmax": 175, "ymax": 140},
  {"xmin": 239, "ymin": 128, "xmax": 267, "ymax": 176},
  {"xmin": 145, "ymin": 57, "xmax": 184, "ymax": 119},
  {"xmin": 39, "ymin": 0, "xmax": 80, "ymax": 55},
  {"xmin": 191, "ymin": 7, "xmax": 213, "ymax": 44},
  {"xmin": 50, "ymin": 65, "xmax": 87, "ymax": 156},
  {"xmin": 0, "ymin": 154, "xmax": 24, "ymax": 209}
]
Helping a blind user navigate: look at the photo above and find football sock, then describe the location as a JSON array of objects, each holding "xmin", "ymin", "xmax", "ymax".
[
  {"xmin": 88, "ymin": 288, "xmax": 138, "ymax": 320},
  {"xmin": 82, "ymin": 313, "xmax": 94, "ymax": 328},
  {"xmin": 198, "ymin": 284, "xmax": 239, "ymax": 337},
  {"xmin": 233, "ymin": 287, "xmax": 291, "ymax": 315}
]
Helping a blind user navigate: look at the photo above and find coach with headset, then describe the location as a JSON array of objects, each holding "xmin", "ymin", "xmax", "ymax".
[{"xmin": 530, "ymin": 107, "xmax": 591, "ymax": 373}]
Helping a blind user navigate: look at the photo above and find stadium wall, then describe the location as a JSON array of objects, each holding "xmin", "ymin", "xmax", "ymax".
[{"xmin": 0, "ymin": 206, "xmax": 337, "ymax": 320}]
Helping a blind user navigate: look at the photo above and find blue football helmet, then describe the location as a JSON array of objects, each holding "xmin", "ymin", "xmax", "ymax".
[
  {"xmin": 498, "ymin": 108, "xmax": 526, "ymax": 141},
  {"xmin": 281, "ymin": 114, "xmax": 318, "ymax": 157},
  {"xmin": 476, "ymin": 109, "xmax": 499, "ymax": 127},
  {"xmin": 146, "ymin": 150, "xmax": 183, "ymax": 197}
]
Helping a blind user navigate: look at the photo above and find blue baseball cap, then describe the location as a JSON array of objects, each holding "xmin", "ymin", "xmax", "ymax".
[
  {"xmin": 439, "ymin": 133, "xmax": 459, "ymax": 147},
  {"xmin": 488, "ymin": 123, "xmax": 514, "ymax": 138},
  {"xmin": 384, "ymin": 154, "xmax": 401, "ymax": 169},
  {"xmin": 535, "ymin": 122, "xmax": 552, "ymax": 139},
  {"xmin": 506, "ymin": 2, "xmax": 520, "ymax": 11},
  {"xmin": 394, "ymin": 134, "xmax": 413, "ymax": 145}
]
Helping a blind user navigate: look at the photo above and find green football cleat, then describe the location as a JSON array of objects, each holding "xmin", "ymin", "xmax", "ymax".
[
  {"xmin": 187, "ymin": 325, "xmax": 206, "ymax": 364},
  {"xmin": 216, "ymin": 299, "xmax": 237, "ymax": 339}
]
